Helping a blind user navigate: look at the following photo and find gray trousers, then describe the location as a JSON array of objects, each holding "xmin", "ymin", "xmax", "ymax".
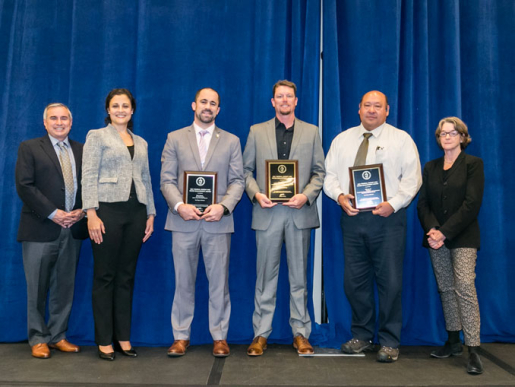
[
  {"xmin": 22, "ymin": 228, "xmax": 82, "ymax": 346},
  {"xmin": 253, "ymin": 205, "xmax": 312, "ymax": 339},
  {"xmin": 171, "ymin": 229, "xmax": 231, "ymax": 341},
  {"xmin": 429, "ymin": 246, "xmax": 481, "ymax": 346}
]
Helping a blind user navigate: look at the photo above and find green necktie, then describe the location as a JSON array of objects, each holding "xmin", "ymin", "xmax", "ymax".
[{"xmin": 353, "ymin": 133, "xmax": 372, "ymax": 166}]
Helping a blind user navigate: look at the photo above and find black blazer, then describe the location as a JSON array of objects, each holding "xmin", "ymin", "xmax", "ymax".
[
  {"xmin": 15, "ymin": 135, "xmax": 88, "ymax": 242},
  {"xmin": 417, "ymin": 151, "xmax": 484, "ymax": 250}
]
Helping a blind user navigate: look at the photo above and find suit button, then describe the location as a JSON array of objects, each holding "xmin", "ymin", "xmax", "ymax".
[
  {"xmin": 443, "ymin": 181, "xmax": 448, "ymax": 186},
  {"xmin": 443, "ymin": 195, "xmax": 447, "ymax": 200},
  {"xmin": 443, "ymin": 210, "xmax": 448, "ymax": 214}
]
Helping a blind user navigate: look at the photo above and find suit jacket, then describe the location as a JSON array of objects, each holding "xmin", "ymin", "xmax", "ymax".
[
  {"xmin": 160, "ymin": 125, "xmax": 244, "ymax": 233},
  {"xmin": 15, "ymin": 135, "xmax": 88, "ymax": 242},
  {"xmin": 82, "ymin": 125, "xmax": 156, "ymax": 215},
  {"xmin": 243, "ymin": 118, "xmax": 325, "ymax": 230},
  {"xmin": 417, "ymin": 152, "xmax": 484, "ymax": 249}
]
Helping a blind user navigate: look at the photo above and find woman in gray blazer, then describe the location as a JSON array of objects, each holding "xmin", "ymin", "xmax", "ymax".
[
  {"xmin": 417, "ymin": 117, "xmax": 484, "ymax": 375},
  {"xmin": 82, "ymin": 89, "xmax": 156, "ymax": 360}
]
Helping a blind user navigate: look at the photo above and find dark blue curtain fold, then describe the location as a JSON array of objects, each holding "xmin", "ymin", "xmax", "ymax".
[{"xmin": 1, "ymin": 0, "xmax": 513, "ymax": 347}]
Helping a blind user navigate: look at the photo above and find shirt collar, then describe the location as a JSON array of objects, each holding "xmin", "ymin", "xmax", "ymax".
[
  {"xmin": 275, "ymin": 117, "xmax": 295, "ymax": 130},
  {"xmin": 359, "ymin": 122, "xmax": 386, "ymax": 138},
  {"xmin": 48, "ymin": 134, "xmax": 70, "ymax": 147},
  {"xmin": 193, "ymin": 122, "xmax": 215, "ymax": 135}
]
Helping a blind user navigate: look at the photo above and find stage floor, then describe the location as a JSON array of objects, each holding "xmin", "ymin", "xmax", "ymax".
[{"xmin": 1, "ymin": 343, "xmax": 514, "ymax": 386}]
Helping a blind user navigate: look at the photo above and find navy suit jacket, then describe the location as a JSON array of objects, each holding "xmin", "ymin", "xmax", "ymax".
[
  {"xmin": 15, "ymin": 135, "xmax": 88, "ymax": 242},
  {"xmin": 417, "ymin": 151, "xmax": 484, "ymax": 250}
]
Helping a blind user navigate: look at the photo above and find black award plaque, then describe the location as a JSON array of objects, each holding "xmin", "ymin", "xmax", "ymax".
[
  {"xmin": 349, "ymin": 164, "xmax": 387, "ymax": 211},
  {"xmin": 183, "ymin": 171, "xmax": 217, "ymax": 212}
]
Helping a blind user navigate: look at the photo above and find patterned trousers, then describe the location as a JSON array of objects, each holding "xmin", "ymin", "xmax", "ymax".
[{"xmin": 429, "ymin": 246, "xmax": 480, "ymax": 346}]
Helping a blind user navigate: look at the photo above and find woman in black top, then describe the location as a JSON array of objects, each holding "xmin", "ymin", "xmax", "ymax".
[{"xmin": 417, "ymin": 117, "xmax": 484, "ymax": 375}]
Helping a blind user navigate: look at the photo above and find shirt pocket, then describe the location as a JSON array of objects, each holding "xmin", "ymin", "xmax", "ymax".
[{"xmin": 99, "ymin": 177, "xmax": 118, "ymax": 184}]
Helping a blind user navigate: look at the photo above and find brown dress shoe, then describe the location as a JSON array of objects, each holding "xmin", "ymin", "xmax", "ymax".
[
  {"xmin": 247, "ymin": 336, "xmax": 267, "ymax": 356},
  {"xmin": 167, "ymin": 340, "xmax": 190, "ymax": 357},
  {"xmin": 293, "ymin": 334, "xmax": 314, "ymax": 355},
  {"xmin": 32, "ymin": 343, "xmax": 51, "ymax": 359},
  {"xmin": 49, "ymin": 339, "xmax": 80, "ymax": 353},
  {"xmin": 213, "ymin": 340, "xmax": 230, "ymax": 357}
]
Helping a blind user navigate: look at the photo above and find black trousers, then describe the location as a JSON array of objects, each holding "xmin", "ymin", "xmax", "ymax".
[
  {"xmin": 341, "ymin": 208, "xmax": 407, "ymax": 348},
  {"xmin": 91, "ymin": 195, "xmax": 147, "ymax": 345}
]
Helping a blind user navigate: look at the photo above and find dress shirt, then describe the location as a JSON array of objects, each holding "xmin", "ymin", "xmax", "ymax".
[
  {"xmin": 173, "ymin": 122, "xmax": 215, "ymax": 212},
  {"xmin": 47, "ymin": 134, "xmax": 77, "ymax": 219},
  {"xmin": 193, "ymin": 122, "xmax": 214, "ymax": 150},
  {"xmin": 324, "ymin": 123, "xmax": 422, "ymax": 212},
  {"xmin": 275, "ymin": 117, "xmax": 294, "ymax": 160}
]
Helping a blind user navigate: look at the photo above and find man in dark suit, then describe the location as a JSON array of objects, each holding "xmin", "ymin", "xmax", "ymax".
[
  {"xmin": 15, "ymin": 103, "xmax": 88, "ymax": 359},
  {"xmin": 243, "ymin": 80, "xmax": 325, "ymax": 356},
  {"xmin": 161, "ymin": 88, "xmax": 244, "ymax": 357}
]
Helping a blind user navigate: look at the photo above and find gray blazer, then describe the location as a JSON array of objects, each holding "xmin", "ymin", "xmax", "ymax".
[
  {"xmin": 160, "ymin": 125, "xmax": 244, "ymax": 233},
  {"xmin": 243, "ymin": 118, "xmax": 325, "ymax": 230},
  {"xmin": 82, "ymin": 124, "xmax": 156, "ymax": 215}
]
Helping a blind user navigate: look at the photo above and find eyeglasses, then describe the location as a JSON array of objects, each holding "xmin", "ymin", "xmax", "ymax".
[{"xmin": 439, "ymin": 130, "xmax": 460, "ymax": 138}]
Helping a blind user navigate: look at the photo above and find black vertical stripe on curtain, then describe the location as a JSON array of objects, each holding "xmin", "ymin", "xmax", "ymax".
[
  {"xmin": 0, "ymin": 0, "xmax": 321, "ymax": 345},
  {"xmin": 322, "ymin": 0, "xmax": 515, "ymax": 346}
]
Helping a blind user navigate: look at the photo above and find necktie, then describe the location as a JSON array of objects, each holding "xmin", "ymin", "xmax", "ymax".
[
  {"xmin": 58, "ymin": 142, "xmax": 74, "ymax": 211},
  {"xmin": 353, "ymin": 133, "xmax": 372, "ymax": 166},
  {"xmin": 198, "ymin": 130, "xmax": 209, "ymax": 168}
]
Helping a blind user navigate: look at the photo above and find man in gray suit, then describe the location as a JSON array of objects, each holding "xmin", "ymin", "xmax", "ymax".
[
  {"xmin": 243, "ymin": 80, "xmax": 325, "ymax": 356},
  {"xmin": 161, "ymin": 88, "xmax": 244, "ymax": 358},
  {"xmin": 15, "ymin": 103, "xmax": 88, "ymax": 358}
]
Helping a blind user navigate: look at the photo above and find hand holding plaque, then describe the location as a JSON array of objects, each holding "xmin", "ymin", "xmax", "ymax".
[
  {"xmin": 265, "ymin": 160, "xmax": 299, "ymax": 202},
  {"xmin": 348, "ymin": 164, "xmax": 387, "ymax": 211},
  {"xmin": 183, "ymin": 171, "xmax": 217, "ymax": 213}
]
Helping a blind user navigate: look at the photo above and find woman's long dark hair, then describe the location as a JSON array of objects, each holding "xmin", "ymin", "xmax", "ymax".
[{"xmin": 104, "ymin": 88, "xmax": 137, "ymax": 130}]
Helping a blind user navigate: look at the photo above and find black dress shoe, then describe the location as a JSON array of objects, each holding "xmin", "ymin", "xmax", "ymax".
[
  {"xmin": 98, "ymin": 347, "xmax": 115, "ymax": 361},
  {"xmin": 430, "ymin": 341, "xmax": 463, "ymax": 358},
  {"xmin": 114, "ymin": 342, "xmax": 138, "ymax": 357},
  {"xmin": 467, "ymin": 352, "xmax": 484, "ymax": 375}
]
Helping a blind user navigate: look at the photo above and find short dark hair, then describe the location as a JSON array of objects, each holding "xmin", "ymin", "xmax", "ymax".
[
  {"xmin": 104, "ymin": 88, "xmax": 136, "ymax": 130},
  {"xmin": 435, "ymin": 116, "xmax": 472, "ymax": 150},
  {"xmin": 272, "ymin": 80, "xmax": 297, "ymax": 97},
  {"xmin": 194, "ymin": 88, "xmax": 220, "ymax": 107}
]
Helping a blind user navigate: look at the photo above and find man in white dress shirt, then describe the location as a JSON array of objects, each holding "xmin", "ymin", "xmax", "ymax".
[{"xmin": 324, "ymin": 91, "xmax": 421, "ymax": 362}]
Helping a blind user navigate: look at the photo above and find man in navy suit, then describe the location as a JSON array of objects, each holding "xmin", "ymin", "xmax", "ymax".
[{"xmin": 15, "ymin": 103, "xmax": 88, "ymax": 359}]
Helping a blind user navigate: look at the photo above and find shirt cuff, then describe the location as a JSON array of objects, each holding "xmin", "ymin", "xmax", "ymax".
[{"xmin": 48, "ymin": 209, "xmax": 57, "ymax": 220}]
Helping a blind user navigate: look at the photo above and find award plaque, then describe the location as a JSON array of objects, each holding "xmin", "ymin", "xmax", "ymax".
[
  {"xmin": 349, "ymin": 164, "xmax": 387, "ymax": 211},
  {"xmin": 265, "ymin": 160, "xmax": 299, "ymax": 202},
  {"xmin": 183, "ymin": 171, "xmax": 217, "ymax": 212}
]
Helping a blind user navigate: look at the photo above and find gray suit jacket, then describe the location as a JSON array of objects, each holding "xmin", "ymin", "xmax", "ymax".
[
  {"xmin": 160, "ymin": 125, "xmax": 244, "ymax": 233},
  {"xmin": 82, "ymin": 124, "xmax": 156, "ymax": 215},
  {"xmin": 243, "ymin": 118, "xmax": 325, "ymax": 230}
]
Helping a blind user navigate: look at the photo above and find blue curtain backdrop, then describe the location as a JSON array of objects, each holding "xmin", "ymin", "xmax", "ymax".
[{"xmin": 1, "ymin": 0, "xmax": 513, "ymax": 347}]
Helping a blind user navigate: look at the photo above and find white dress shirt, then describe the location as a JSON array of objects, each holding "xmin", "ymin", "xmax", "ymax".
[
  {"xmin": 173, "ymin": 122, "xmax": 215, "ymax": 212},
  {"xmin": 324, "ymin": 122, "xmax": 422, "ymax": 212},
  {"xmin": 193, "ymin": 122, "xmax": 215, "ymax": 150}
]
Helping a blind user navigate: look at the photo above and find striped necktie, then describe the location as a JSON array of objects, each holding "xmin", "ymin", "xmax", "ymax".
[
  {"xmin": 199, "ymin": 130, "xmax": 209, "ymax": 168},
  {"xmin": 57, "ymin": 142, "xmax": 74, "ymax": 211}
]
